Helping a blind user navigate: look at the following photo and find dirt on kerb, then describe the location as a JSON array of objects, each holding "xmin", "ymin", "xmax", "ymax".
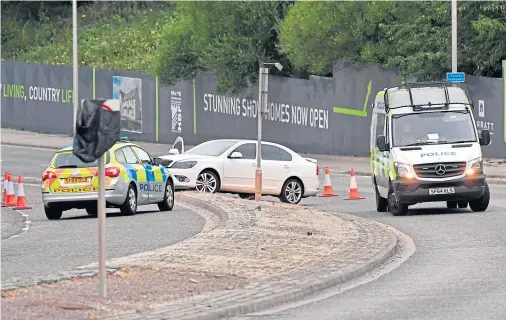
[{"xmin": 1, "ymin": 267, "xmax": 249, "ymax": 320}]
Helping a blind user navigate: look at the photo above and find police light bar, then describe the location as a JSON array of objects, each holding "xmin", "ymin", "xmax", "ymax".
[{"xmin": 119, "ymin": 136, "xmax": 129, "ymax": 142}]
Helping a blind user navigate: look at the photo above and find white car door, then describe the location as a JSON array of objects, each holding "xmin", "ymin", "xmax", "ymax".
[
  {"xmin": 261, "ymin": 143, "xmax": 292, "ymax": 193},
  {"xmin": 222, "ymin": 142, "xmax": 257, "ymax": 192}
]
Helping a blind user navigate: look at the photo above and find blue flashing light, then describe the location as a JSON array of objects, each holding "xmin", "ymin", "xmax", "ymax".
[{"xmin": 119, "ymin": 136, "xmax": 129, "ymax": 142}]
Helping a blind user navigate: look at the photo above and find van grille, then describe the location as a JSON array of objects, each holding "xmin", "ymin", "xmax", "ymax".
[{"xmin": 413, "ymin": 162, "xmax": 466, "ymax": 178}]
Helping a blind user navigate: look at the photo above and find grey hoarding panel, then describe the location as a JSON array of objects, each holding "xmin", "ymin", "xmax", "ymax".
[
  {"xmin": 190, "ymin": 65, "xmax": 401, "ymax": 156},
  {"xmin": 1, "ymin": 60, "xmax": 92, "ymax": 135},
  {"xmin": 466, "ymin": 75, "xmax": 506, "ymax": 158},
  {"xmin": 95, "ymin": 69, "xmax": 155, "ymax": 143},
  {"xmin": 158, "ymin": 79, "xmax": 193, "ymax": 146}
]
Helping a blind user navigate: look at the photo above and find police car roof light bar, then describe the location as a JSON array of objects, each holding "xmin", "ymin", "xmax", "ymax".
[{"xmin": 119, "ymin": 136, "xmax": 129, "ymax": 141}]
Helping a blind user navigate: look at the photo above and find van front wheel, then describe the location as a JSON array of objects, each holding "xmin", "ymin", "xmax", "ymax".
[
  {"xmin": 388, "ymin": 189, "xmax": 408, "ymax": 216},
  {"xmin": 469, "ymin": 182, "xmax": 490, "ymax": 212}
]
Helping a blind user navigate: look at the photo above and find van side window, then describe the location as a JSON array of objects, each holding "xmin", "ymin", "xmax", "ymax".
[{"xmin": 376, "ymin": 113, "xmax": 386, "ymax": 138}]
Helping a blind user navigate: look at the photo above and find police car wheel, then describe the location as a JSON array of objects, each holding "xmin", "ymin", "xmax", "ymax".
[
  {"xmin": 158, "ymin": 180, "xmax": 175, "ymax": 212},
  {"xmin": 388, "ymin": 190, "xmax": 408, "ymax": 216},
  {"xmin": 45, "ymin": 205, "xmax": 63, "ymax": 220},
  {"xmin": 469, "ymin": 181, "xmax": 490, "ymax": 212},
  {"xmin": 120, "ymin": 185, "xmax": 137, "ymax": 216}
]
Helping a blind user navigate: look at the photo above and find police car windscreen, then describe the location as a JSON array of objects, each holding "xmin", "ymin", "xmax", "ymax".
[
  {"xmin": 53, "ymin": 152, "xmax": 99, "ymax": 168},
  {"xmin": 392, "ymin": 110, "xmax": 477, "ymax": 147}
]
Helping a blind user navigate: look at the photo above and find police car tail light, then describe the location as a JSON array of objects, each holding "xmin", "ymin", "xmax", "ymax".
[
  {"xmin": 42, "ymin": 170, "xmax": 57, "ymax": 181},
  {"xmin": 104, "ymin": 167, "xmax": 121, "ymax": 177}
]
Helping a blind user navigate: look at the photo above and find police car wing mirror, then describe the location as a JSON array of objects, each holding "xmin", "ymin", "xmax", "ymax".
[
  {"xmin": 153, "ymin": 157, "xmax": 163, "ymax": 166},
  {"xmin": 376, "ymin": 135, "xmax": 388, "ymax": 152},
  {"xmin": 479, "ymin": 129, "xmax": 490, "ymax": 146},
  {"xmin": 168, "ymin": 148, "xmax": 180, "ymax": 155}
]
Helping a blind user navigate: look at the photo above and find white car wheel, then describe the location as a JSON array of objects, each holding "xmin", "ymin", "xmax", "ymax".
[
  {"xmin": 280, "ymin": 179, "xmax": 303, "ymax": 204},
  {"xmin": 195, "ymin": 171, "xmax": 219, "ymax": 193}
]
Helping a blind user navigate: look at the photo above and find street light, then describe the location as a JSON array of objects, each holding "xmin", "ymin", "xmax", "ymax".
[
  {"xmin": 255, "ymin": 62, "xmax": 283, "ymax": 201},
  {"xmin": 72, "ymin": 0, "xmax": 78, "ymax": 133}
]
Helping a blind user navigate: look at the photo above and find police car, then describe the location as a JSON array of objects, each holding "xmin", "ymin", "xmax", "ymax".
[{"xmin": 41, "ymin": 137, "xmax": 175, "ymax": 220}]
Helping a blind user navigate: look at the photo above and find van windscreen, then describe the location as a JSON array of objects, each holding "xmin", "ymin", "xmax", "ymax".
[{"xmin": 392, "ymin": 110, "xmax": 477, "ymax": 147}]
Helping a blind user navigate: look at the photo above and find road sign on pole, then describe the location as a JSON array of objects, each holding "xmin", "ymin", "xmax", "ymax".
[{"xmin": 446, "ymin": 72, "xmax": 465, "ymax": 83}]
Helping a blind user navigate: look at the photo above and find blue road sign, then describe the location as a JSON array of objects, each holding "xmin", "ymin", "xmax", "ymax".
[{"xmin": 446, "ymin": 72, "xmax": 465, "ymax": 83}]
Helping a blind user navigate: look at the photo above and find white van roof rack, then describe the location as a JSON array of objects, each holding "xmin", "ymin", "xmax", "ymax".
[{"xmin": 382, "ymin": 81, "xmax": 474, "ymax": 114}]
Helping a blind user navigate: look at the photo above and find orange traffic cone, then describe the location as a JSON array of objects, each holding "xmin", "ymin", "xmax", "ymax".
[
  {"xmin": 319, "ymin": 167, "xmax": 339, "ymax": 197},
  {"xmin": 14, "ymin": 176, "xmax": 31, "ymax": 210},
  {"xmin": 345, "ymin": 169, "xmax": 365, "ymax": 200},
  {"xmin": 1, "ymin": 172, "xmax": 9, "ymax": 207},
  {"xmin": 5, "ymin": 174, "xmax": 17, "ymax": 207}
]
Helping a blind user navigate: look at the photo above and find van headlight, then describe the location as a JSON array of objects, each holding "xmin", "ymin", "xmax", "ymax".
[
  {"xmin": 394, "ymin": 162, "xmax": 415, "ymax": 179},
  {"xmin": 170, "ymin": 161, "xmax": 197, "ymax": 169},
  {"xmin": 466, "ymin": 157, "xmax": 483, "ymax": 175}
]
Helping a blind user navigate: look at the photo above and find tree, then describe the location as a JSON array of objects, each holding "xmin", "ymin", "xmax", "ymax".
[
  {"xmin": 279, "ymin": 1, "xmax": 506, "ymax": 80},
  {"xmin": 155, "ymin": 1, "xmax": 293, "ymax": 93}
]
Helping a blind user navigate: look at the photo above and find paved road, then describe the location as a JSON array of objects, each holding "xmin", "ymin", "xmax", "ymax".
[
  {"xmin": 232, "ymin": 174, "xmax": 506, "ymax": 320},
  {"xmin": 1, "ymin": 145, "xmax": 205, "ymax": 287}
]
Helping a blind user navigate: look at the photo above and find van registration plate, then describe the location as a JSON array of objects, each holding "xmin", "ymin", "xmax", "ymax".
[{"xmin": 429, "ymin": 187, "xmax": 455, "ymax": 195}]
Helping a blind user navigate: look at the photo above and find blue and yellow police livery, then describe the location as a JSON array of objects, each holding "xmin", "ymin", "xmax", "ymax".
[{"xmin": 41, "ymin": 137, "xmax": 175, "ymax": 220}]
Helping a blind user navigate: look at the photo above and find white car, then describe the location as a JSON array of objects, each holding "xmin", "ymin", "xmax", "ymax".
[{"xmin": 159, "ymin": 139, "xmax": 320, "ymax": 204}]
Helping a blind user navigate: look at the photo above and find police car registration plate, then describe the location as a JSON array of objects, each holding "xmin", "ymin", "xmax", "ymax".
[
  {"xmin": 429, "ymin": 187, "xmax": 455, "ymax": 195},
  {"xmin": 64, "ymin": 177, "xmax": 89, "ymax": 184}
]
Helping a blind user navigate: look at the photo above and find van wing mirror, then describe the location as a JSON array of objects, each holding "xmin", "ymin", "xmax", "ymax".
[
  {"xmin": 479, "ymin": 129, "xmax": 491, "ymax": 146},
  {"xmin": 376, "ymin": 135, "xmax": 388, "ymax": 152}
]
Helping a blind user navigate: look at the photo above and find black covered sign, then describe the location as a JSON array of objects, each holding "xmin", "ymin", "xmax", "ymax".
[{"xmin": 73, "ymin": 99, "xmax": 121, "ymax": 163}]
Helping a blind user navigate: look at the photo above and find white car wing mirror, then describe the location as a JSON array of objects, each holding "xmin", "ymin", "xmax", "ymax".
[{"xmin": 229, "ymin": 151, "xmax": 243, "ymax": 159}]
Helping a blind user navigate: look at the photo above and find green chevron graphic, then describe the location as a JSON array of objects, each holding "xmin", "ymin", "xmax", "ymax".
[{"xmin": 333, "ymin": 80, "xmax": 372, "ymax": 118}]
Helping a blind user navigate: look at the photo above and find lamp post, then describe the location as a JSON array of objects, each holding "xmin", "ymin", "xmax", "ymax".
[
  {"xmin": 72, "ymin": 0, "xmax": 78, "ymax": 133},
  {"xmin": 451, "ymin": 0, "xmax": 457, "ymax": 74},
  {"xmin": 255, "ymin": 62, "xmax": 283, "ymax": 201}
]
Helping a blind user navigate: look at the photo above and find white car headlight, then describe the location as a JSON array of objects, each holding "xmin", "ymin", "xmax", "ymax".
[
  {"xmin": 394, "ymin": 162, "xmax": 415, "ymax": 179},
  {"xmin": 170, "ymin": 160, "xmax": 197, "ymax": 169},
  {"xmin": 467, "ymin": 157, "xmax": 483, "ymax": 175}
]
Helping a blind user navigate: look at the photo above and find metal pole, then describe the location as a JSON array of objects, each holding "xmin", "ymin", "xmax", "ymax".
[
  {"xmin": 255, "ymin": 64, "xmax": 264, "ymax": 201},
  {"xmin": 72, "ymin": 0, "xmax": 78, "ymax": 134},
  {"xmin": 451, "ymin": 0, "xmax": 457, "ymax": 73},
  {"xmin": 98, "ymin": 154, "xmax": 106, "ymax": 298}
]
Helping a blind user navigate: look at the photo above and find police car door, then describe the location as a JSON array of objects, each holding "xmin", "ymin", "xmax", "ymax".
[
  {"xmin": 131, "ymin": 146, "xmax": 165, "ymax": 203},
  {"xmin": 121, "ymin": 146, "xmax": 150, "ymax": 204}
]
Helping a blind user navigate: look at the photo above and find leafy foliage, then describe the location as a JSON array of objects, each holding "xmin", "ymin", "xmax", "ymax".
[
  {"xmin": 279, "ymin": 1, "xmax": 506, "ymax": 81},
  {"xmin": 154, "ymin": 1, "xmax": 293, "ymax": 93},
  {"xmin": 2, "ymin": 1, "xmax": 505, "ymax": 92},
  {"xmin": 1, "ymin": 1, "xmax": 173, "ymax": 73}
]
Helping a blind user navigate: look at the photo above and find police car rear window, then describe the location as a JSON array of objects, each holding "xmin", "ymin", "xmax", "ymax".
[{"xmin": 51, "ymin": 151, "xmax": 110, "ymax": 168}]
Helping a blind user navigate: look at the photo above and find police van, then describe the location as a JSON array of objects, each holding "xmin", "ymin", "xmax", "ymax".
[{"xmin": 370, "ymin": 82, "xmax": 491, "ymax": 216}]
